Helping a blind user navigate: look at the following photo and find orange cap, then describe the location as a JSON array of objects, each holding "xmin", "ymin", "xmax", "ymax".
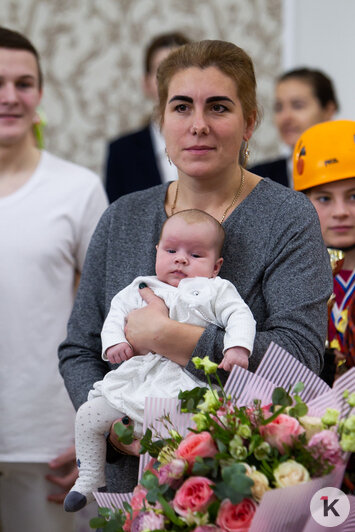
[{"xmin": 293, "ymin": 120, "xmax": 355, "ymax": 191}]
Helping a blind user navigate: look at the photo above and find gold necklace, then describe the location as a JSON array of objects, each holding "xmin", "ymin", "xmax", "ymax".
[{"xmin": 170, "ymin": 166, "xmax": 245, "ymax": 224}]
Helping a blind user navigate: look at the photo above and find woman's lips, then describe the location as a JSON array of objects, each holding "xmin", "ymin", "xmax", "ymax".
[
  {"xmin": 330, "ymin": 226, "xmax": 353, "ymax": 233},
  {"xmin": 185, "ymin": 145, "xmax": 214, "ymax": 154}
]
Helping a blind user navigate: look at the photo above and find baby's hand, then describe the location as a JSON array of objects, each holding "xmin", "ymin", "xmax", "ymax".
[
  {"xmin": 218, "ymin": 346, "xmax": 249, "ymax": 372},
  {"xmin": 106, "ymin": 342, "xmax": 134, "ymax": 364}
]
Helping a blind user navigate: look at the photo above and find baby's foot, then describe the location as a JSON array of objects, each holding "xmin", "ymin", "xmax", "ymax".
[{"xmin": 64, "ymin": 491, "xmax": 87, "ymax": 512}]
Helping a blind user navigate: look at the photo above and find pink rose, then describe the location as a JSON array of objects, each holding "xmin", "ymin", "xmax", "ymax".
[
  {"xmin": 259, "ymin": 414, "xmax": 304, "ymax": 454},
  {"xmin": 173, "ymin": 476, "xmax": 215, "ymax": 516},
  {"xmin": 216, "ymin": 498, "xmax": 257, "ymax": 532},
  {"xmin": 176, "ymin": 431, "xmax": 218, "ymax": 467},
  {"xmin": 130, "ymin": 484, "xmax": 148, "ymax": 511},
  {"xmin": 158, "ymin": 458, "xmax": 187, "ymax": 488},
  {"xmin": 308, "ymin": 430, "xmax": 343, "ymax": 465},
  {"xmin": 124, "ymin": 484, "xmax": 149, "ymax": 531},
  {"xmin": 131, "ymin": 511, "xmax": 165, "ymax": 532}
]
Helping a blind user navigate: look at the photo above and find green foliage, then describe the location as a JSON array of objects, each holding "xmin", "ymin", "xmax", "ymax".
[
  {"xmin": 89, "ymin": 506, "xmax": 126, "ymax": 531},
  {"xmin": 139, "ymin": 428, "xmax": 165, "ymax": 458},
  {"xmin": 114, "ymin": 421, "xmax": 134, "ymax": 445},
  {"xmin": 178, "ymin": 386, "xmax": 208, "ymax": 412},
  {"xmin": 213, "ymin": 463, "xmax": 254, "ymax": 504}
]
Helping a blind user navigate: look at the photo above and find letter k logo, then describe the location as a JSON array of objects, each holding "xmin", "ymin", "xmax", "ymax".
[{"xmin": 321, "ymin": 495, "xmax": 340, "ymax": 517}]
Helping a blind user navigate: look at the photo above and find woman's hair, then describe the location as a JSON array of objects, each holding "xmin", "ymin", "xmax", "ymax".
[
  {"xmin": 0, "ymin": 26, "xmax": 43, "ymax": 89},
  {"xmin": 144, "ymin": 31, "xmax": 190, "ymax": 74},
  {"xmin": 160, "ymin": 209, "xmax": 226, "ymax": 256},
  {"xmin": 156, "ymin": 39, "xmax": 260, "ymax": 127},
  {"xmin": 277, "ymin": 67, "xmax": 339, "ymax": 111}
]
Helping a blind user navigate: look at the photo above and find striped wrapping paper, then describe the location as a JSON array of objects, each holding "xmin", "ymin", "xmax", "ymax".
[{"xmin": 94, "ymin": 341, "xmax": 355, "ymax": 530}]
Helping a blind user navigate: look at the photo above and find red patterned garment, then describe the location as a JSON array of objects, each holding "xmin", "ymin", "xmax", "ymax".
[
  {"xmin": 328, "ymin": 269, "xmax": 355, "ymax": 353},
  {"xmin": 344, "ymin": 294, "xmax": 355, "ymax": 368}
]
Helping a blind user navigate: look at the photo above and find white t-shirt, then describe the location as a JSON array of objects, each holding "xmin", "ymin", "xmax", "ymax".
[{"xmin": 0, "ymin": 151, "xmax": 108, "ymax": 462}]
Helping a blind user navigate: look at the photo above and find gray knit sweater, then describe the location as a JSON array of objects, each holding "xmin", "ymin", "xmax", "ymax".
[{"xmin": 58, "ymin": 178, "xmax": 332, "ymax": 493}]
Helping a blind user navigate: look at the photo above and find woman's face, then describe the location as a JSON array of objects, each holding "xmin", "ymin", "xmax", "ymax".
[
  {"xmin": 274, "ymin": 79, "xmax": 334, "ymax": 148},
  {"xmin": 162, "ymin": 66, "xmax": 254, "ymax": 181},
  {"xmin": 307, "ymin": 178, "xmax": 355, "ymax": 250},
  {"xmin": 0, "ymin": 48, "xmax": 42, "ymax": 148}
]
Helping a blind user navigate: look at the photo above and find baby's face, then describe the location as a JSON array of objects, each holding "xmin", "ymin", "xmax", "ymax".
[{"xmin": 155, "ymin": 217, "xmax": 223, "ymax": 287}]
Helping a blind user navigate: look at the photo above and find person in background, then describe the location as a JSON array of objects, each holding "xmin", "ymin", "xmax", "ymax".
[
  {"xmin": 105, "ymin": 31, "xmax": 190, "ymax": 203},
  {"xmin": 249, "ymin": 67, "xmax": 338, "ymax": 187},
  {"xmin": 293, "ymin": 119, "xmax": 355, "ymax": 383},
  {"xmin": 0, "ymin": 27, "xmax": 108, "ymax": 532},
  {"xmin": 59, "ymin": 39, "xmax": 332, "ymax": 496}
]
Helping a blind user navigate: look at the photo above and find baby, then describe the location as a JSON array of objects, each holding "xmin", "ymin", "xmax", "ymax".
[{"xmin": 64, "ymin": 209, "xmax": 256, "ymax": 512}]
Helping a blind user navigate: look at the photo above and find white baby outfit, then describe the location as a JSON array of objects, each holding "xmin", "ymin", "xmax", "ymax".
[{"xmin": 68, "ymin": 275, "xmax": 255, "ymax": 503}]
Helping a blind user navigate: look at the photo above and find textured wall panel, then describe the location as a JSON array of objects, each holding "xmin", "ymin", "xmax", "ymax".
[{"xmin": 2, "ymin": 0, "xmax": 282, "ymax": 176}]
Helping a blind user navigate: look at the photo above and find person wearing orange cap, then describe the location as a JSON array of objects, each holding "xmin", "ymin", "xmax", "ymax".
[{"xmin": 293, "ymin": 120, "xmax": 355, "ymax": 380}]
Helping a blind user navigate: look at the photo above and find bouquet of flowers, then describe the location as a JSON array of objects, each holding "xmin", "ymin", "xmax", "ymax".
[{"xmin": 91, "ymin": 343, "xmax": 355, "ymax": 532}]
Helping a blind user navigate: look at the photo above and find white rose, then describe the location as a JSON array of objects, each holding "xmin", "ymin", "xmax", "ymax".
[
  {"xmin": 249, "ymin": 470, "xmax": 269, "ymax": 502},
  {"xmin": 274, "ymin": 460, "xmax": 310, "ymax": 488},
  {"xmin": 299, "ymin": 415, "xmax": 323, "ymax": 440}
]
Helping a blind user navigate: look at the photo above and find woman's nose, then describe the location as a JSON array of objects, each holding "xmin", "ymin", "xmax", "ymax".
[{"xmin": 190, "ymin": 110, "xmax": 209, "ymax": 136}]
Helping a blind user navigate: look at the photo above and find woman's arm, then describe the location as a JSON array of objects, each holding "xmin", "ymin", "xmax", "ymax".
[
  {"xmin": 124, "ymin": 286, "xmax": 205, "ymax": 366},
  {"xmin": 58, "ymin": 210, "xmax": 111, "ymax": 410}
]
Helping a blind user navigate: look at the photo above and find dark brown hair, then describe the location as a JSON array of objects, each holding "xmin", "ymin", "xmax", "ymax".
[
  {"xmin": 144, "ymin": 32, "xmax": 190, "ymax": 74},
  {"xmin": 156, "ymin": 39, "xmax": 260, "ymax": 127},
  {"xmin": 0, "ymin": 26, "xmax": 43, "ymax": 89},
  {"xmin": 278, "ymin": 67, "xmax": 339, "ymax": 111}
]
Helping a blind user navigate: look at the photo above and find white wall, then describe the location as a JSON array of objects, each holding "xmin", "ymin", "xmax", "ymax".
[{"xmin": 282, "ymin": 0, "xmax": 355, "ymax": 120}]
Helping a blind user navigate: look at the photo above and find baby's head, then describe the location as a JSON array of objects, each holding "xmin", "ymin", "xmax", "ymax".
[{"xmin": 156, "ymin": 209, "xmax": 225, "ymax": 287}]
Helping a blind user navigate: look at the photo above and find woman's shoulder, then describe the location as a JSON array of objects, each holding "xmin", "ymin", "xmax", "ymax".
[{"xmin": 247, "ymin": 177, "xmax": 315, "ymax": 213}]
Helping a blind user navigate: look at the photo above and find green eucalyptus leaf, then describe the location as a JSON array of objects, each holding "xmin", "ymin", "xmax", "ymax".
[
  {"xmin": 178, "ymin": 387, "xmax": 208, "ymax": 412},
  {"xmin": 89, "ymin": 517, "xmax": 108, "ymax": 528},
  {"xmin": 289, "ymin": 402, "xmax": 308, "ymax": 418},
  {"xmin": 113, "ymin": 421, "xmax": 134, "ymax": 444},
  {"xmin": 293, "ymin": 382, "xmax": 305, "ymax": 394},
  {"xmin": 213, "ymin": 463, "xmax": 253, "ymax": 504},
  {"xmin": 272, "ymin": 387, "xmax": 292, "ymax": 407}
]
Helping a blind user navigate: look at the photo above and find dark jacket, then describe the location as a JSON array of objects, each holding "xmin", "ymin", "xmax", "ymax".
[
  {"xmin": 249, "ymin": 157, "xmax": 289, "ymax": 187},
  {"xmin": 105, "ymin": 125, "xmax": 162, "ymax": 203}
]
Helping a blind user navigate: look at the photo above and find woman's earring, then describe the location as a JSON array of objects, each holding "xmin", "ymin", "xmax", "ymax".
[
  {"xmin": 241, "ymin": 140, "xmax": 250, "ymax": 168},
  {"xmin": 165, "ymin": 148, "xmax": 172, "ymax": 166}
]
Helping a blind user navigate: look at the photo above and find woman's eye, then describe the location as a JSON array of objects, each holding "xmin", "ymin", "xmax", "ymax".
[
  {"xmin": 175, "ymin": 104, "xmax": 188, "ymax": 112},
  {"xmin": 211, "ymin": 104, "xmax": 227, "ymax": 113},
  {"xmin": 291, "ymin": 101, "xmax": 306, "ymax": 110}
]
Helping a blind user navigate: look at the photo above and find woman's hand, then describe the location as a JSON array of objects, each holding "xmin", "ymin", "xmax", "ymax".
[
  {"xmin": 124, "ymin": 285, "xmax": 169, "ymax": 355},
  {"xmin": 125, "ymin": 284, "xmax": 205, "ymax": 365},
  {"xmin": 46, "ymin": 445, "xmax": 78, "ymax": 503}
]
